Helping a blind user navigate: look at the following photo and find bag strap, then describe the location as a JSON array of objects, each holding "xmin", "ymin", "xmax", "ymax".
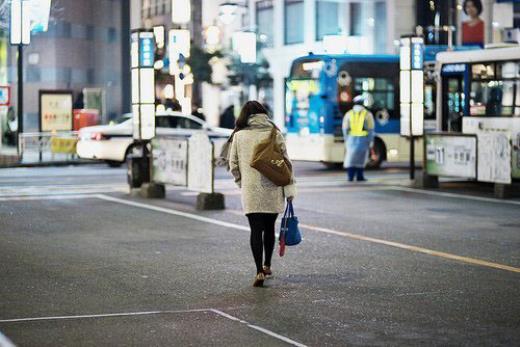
[
  {"xmin": 287, "ymin": 200, "xmax": 294, "ymax": 218},
  {"xmin": 281, "ymin": 203, "xmax": 290, "ymax": 230}
]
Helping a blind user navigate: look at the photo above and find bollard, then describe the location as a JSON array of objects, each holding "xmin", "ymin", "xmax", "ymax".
[{"xmin": 196, "ymin": 192, "xmax": 225, "ymax": 210}]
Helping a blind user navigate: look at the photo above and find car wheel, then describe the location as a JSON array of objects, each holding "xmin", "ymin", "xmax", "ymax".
[
  {"xmin": 366, "ymin": 138, "xmax": 386, "ymax": 169},
  {"xmin": 322, "ymin": 162, "xmax": 343, "ymax": 169},
  {"xmin": 106, "ymin": 160, "xmax": 123, "ymax": 168}
]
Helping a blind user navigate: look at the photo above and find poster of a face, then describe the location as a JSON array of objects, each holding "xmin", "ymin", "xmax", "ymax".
[{"xmin": 462, "ymin": 0, "xmax": 485, "ymax": 47}]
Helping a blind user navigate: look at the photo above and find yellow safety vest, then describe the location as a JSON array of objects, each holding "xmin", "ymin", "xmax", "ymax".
[{"xmin": 348, "ymin": 109, "xmax": 368, "ymax": 137}]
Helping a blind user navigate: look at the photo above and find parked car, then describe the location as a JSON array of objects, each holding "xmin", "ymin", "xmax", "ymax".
[{"xmin": 77, "ymin": 111, "xmax": 233, "ymax": 167}]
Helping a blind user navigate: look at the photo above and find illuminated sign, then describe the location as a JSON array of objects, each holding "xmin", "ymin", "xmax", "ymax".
[
  {"xmin": 232, "ymin": 31, "xmax": 257, "ymax": 64},
  {"xmin": 399, "ymin": 36, "xmax": 424, "ymax": 136},
  {"xmin": 39, "ymin": 91, "xmax": 73, "ymax": 132},
  {"xmin": 441, "ymin": 64, "xmax": 466, "ymax": 74},
  {"xmin": 411, "ymin": 40, "xmax": 424, "ymax": 70},
  {"xmin": 0, "ymin": 86, "xmax": 10, "ymax": 106},
  {"xmin": 139, "ymin": 33, "xmax": 155, "ymax": 67}
]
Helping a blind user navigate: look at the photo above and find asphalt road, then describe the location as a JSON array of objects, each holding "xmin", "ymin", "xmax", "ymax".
[{"xmin": 0, "ymin": 163, "xmax": 519, "ymax": 346}]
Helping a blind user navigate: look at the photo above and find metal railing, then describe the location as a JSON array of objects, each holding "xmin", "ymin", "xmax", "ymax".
[{"xmin": 18, "ymin": 131, "xmax": 81, "ymax": 164}]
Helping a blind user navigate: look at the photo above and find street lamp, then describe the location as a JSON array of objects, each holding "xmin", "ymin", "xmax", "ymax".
[
  {"xmin": 218, "ymin": 1, "xmax": 247, "ymax": 25},
  {"xmin": 10, "ymin": 0, "xmax": 31, "ymax": 150}
]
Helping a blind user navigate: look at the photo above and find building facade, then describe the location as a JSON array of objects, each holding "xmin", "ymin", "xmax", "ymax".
[{"xmin": 3, "ymin": 0, "xmax": 130, "ymax": 132}]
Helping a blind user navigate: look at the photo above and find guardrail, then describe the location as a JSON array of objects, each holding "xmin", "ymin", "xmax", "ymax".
[{"xmin": 18, "ymin": 131, "xmax": 80, "ymax": 164}]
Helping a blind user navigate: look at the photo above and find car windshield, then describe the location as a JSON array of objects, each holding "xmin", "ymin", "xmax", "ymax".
[{"xmin": 110, "ymin": 114, "xmax": 132, "ymax": 125}]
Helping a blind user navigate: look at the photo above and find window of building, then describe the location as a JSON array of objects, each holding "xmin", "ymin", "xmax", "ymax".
[
  {"xmin": 349, "ymin": 2, "xmax": 362, "ymax": 36},
  {"xmin": 316, "ymin": 0, "xmax": 345, "ymax": 41},
  {"xmin": 107, "ymin": 28, "xmax": 117, "ymax": 43},
  {"xmin": 374, "ymin": 1, "xmax": 386, "ymax": 53},
  {"xmin": 256, "ymin": 0, "xmax": 274, "ymax": 47},
  {"xmin": 284, "ymin": 0, "xmax": 304, "ymax": 45}
]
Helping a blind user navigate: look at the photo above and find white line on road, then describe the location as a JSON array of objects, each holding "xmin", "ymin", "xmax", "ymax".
[
  {"xmin": 0, "ymin": 194, "xmax": 94, "ymax": 202},
  {"xmin": 96, "ymin": 195, "xmax": 520, "ymax": 274},
  {"xmin": 96, "ymin": 194, "xmax": 249, "ymax": 232},
  {"xmin": 0, "ymin": 309, "xmax": 308, "ymax": 347},
  {"xmin": 0, "ymin": 309, "xmax": 207, "ymax": 323},
  {"xmin": 0, "ymin": 331, "xmax": 15, "ymax": 347},
  {"xmin": 388, "ymin": 186, "xmax": 520, "ymax": 206},
  {"xmin": 210, "ymin": 309, "xmax": 308, "ymax": 347}
]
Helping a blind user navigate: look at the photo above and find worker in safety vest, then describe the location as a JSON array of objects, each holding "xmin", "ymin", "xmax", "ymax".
[{"xmin": 342, "ymin": 95, "xmax": 375, "ymax": 181}]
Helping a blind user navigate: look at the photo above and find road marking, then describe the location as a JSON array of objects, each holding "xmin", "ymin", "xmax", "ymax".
[
  {"xmin": 0, "ymin": 331, "xmax": 15, "ymax": 347},
  {"xmin": 0, "ymin": 309, "xmax": 308, "ymax": 347},
  {"xmin": 388, "ymin": 186, "xmax": 520, "ymax": 206},
  {"xmin": 0, "ymin": 309, "xmax": 207, "ymax": 323},
  {"xmin": 0, "ymin": 194, "xmax": 94, "ymax": 202},
  {"xmin": 97, "ymin": 195, "xmax": 520, "ymax": 273},
  {"xmin": 210, "ymin": 309, "xmax": 308, "ymax": 347},
  {"xmin": 96, "ymin": 194, "xmax": 249, "ymax": 232},
  {"xmin": 299, "ymin": 223, "xmax": 520, "ymax": 273}
]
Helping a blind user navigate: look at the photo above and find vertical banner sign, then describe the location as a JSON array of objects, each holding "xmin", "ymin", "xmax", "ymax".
[
  {"xmin": 131, "ymin": 30, "xmax": 155, "ymax": 140},
  {"xmin": 400, "ymin": 36, "xmax": 424, "ymax": 136},
  {"xmin": 39, "ymin": 91, "xmax": 73, "ymax": 132}
]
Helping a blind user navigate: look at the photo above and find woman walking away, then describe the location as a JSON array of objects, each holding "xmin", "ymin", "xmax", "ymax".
[{"xmin": 229, "ymin": 101, "xmax": 296, "ymax": 287}]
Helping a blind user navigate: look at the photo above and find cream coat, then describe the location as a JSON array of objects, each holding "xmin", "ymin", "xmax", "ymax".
[{"xmin": 229, "ymin": 114, "xmax": 296, "ymax": 214}]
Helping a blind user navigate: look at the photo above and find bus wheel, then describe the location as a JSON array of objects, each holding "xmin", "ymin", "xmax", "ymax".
[{"xmin": 367, "ymin": 138, "xmax": 386, "ymax": 169}]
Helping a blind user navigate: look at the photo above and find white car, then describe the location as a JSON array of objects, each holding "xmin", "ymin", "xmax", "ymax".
[{"xmin": 77, "ymin": 111, "xmax": 233, "ymax": 166}]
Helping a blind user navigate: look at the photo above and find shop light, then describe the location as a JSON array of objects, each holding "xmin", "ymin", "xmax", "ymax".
[
  {"xmin": 205, "ymin": 25, "xmax": 221, "ymax": 47},
  {"xmin": 153, "ymin": 26, "xmax": 165, "ymax": 49},
  {"xmin": 232, "ymin": 31, "xmax": 256, "ymax": 64},
  {"xmin": 172, "ymin": 0, "xmax": 191, "ymax": 24},
  {"xmin": 169, "ymin": 29, "xmax": 190, "ymax": 64},
  {"xmin": 219, "ymin": 2, "xmax": 239, "ymax": 25}
]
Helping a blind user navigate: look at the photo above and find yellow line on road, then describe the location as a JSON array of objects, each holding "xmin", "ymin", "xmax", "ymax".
[{"xmin": 299, "ymin": 223, "xmax": 520, "ymax": 274}]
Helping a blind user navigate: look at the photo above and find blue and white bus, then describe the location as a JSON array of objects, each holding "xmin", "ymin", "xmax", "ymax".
[{"xmin": 284, "ymin": 53, "xmax": 436, "ymax": 168}]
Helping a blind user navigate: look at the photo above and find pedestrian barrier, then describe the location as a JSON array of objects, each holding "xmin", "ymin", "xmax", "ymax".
[
  {"xmin": 18, "ymin": 132, "xmax": 80, "ymax": 164},
  {"xmin": 129, "ymin": 133, "xmax": 225, "ymax": 209}
]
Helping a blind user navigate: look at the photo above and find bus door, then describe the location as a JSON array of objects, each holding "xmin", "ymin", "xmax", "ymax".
[{"xmin": 441, "ymin": 63, "xmax": 468, "ymax": 132}]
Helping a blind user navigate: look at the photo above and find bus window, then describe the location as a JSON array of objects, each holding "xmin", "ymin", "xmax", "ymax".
[
  {"xmin": 290, "ymin": 59, "xmax": 323, "ymax": 79},
  {"xmin": 472, "ymin": 63, "xmax": 495, "ymax": 79},
  {"xmin": 470, "ymin": 80, "xmax": 514, "ymax": 117},
  {"xmin": 353, "ymin": 77, "xmax": 395, "ymax": 114},
  {"xmin": 443, "ymin": 76, "xmax": 465, "ymax": 131}
]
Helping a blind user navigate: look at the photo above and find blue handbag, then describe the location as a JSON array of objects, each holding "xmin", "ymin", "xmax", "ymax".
[{"xmin": 280, "ymin": 201, "xmax": 302, "ymax": 247}]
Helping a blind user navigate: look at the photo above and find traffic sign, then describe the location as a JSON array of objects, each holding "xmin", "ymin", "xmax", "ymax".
[{"xmin": 0, "ymin": 86, "xmax": 10, "ymax": 106}]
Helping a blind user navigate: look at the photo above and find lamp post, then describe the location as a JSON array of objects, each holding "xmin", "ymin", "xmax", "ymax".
[
  {"xmin": 399, "ymin": 35, "xmax": 424, "ymax": 180},
  {"xmin": 128, "ymin": 29, "xmax": 155, "ymax": 188},
  {"xmin": 9, "ymin": 0, "xmax": 31, "ymax": 150}
]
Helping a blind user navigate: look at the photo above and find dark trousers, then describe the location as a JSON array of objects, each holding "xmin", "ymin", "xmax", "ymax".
[
  {"xmin": 246, "ymin": 213, "xmax": 278, "ymax": 274},
  {"xmin": 347, "ymin": 167, "xmax": 365, "ymax": 181}
]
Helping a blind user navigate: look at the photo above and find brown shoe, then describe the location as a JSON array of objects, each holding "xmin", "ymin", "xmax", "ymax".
[
  {"xmin": 262, "ymin": 266, "xmax": 272, "ymax": 277},
  {"xmin": 253, "ymin": 272, "xmax": 265, "ymax": 287}
]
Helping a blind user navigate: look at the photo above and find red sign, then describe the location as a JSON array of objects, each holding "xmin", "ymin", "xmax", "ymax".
[{"xmin": 0, "ymin": 85, "xmax": 10, "ymax": 106}]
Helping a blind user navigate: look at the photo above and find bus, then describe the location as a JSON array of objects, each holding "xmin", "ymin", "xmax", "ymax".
[
  {"xmin": 284, "ymin": 47, "xmax": 480, "ymax": 168},
  {"xmin": 284, "ymin": 54, "xmax": 430, "ymax": 168},
  {"xmin": 435, "ymin": 46, "xmax": 520, "ymax": 180}
]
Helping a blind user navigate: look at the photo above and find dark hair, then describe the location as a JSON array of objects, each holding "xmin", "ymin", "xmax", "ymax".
[
  {"xmin": 235, "ymin": 100, "xmax": 269, "ymax": 129},
  {"xmin": 463, "ymin": 0, "xmax": 483, "ymax": 16}
]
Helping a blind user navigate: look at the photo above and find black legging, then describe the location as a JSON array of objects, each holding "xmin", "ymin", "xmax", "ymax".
[{"xmin": 246, "ymin": 213, "xmax": 278, "ymax": 274}]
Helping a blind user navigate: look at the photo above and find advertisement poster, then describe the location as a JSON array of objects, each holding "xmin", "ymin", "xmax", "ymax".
[
  {"xmin": 477, "ymin": 133, "xmax": 512, "ymax": 184},
  {"xmin": 187, "ymin": 133, "xmax": 213, "ymax": 193},
  {"xmin": 151, "ymin": 137, "xmax": 188, "ymax": 186},
  {"xmin": 40, "ymin": 91, "xmax": 73, "ymax": 132},
  {"xmin": 426, "ymin": 134, "xmax": 477, "ymax": 178}
]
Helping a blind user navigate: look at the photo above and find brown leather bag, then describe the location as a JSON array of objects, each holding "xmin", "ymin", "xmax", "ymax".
[{"xmin": 250, "ymin": 127, "xmax": 292, "ymax": 186}]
